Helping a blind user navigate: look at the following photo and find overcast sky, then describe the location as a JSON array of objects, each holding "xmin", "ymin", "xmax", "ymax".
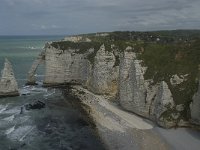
[{"xmin": 0, "ymin": 0, "xmax": 200, "ymax": 35}]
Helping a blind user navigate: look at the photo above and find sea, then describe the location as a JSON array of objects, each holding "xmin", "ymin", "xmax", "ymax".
[{"xmin": 0, "ymin": 36, "xmax": 105, "ymax": 150}]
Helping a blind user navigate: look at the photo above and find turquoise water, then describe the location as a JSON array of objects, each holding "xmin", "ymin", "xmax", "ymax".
[
  {"xmin": 0, "ymin": 36, "xmax": 105, "ymax": 150},
  {"xmin": 0, "ymin": 36, "xmax": 64, "ymax": 87}
]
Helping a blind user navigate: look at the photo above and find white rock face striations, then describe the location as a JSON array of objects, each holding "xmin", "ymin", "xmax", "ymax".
[
  {"xmin": 119, "ymin": 49, "xmax": 177, "ymax": 127},
  {"xmin": 152, "ymin": 81, "xmax": 176, "ymax": 127},
  {"xmin": 0, "ymin": 59, "xmax": 19, "ymax": 97},
  {"xmin": 43, "ymin": 43, "xmax": 89, "ymax": 86},
  {"xmin": 87, "ymin": 44, "xmax": 119, "ymax": 96},
  {"xmin": 27, "ymin": 51, "xmax": 45, "ymax": 85},
  {"xmin": 119, "ymin": 47, "xmax": 148, "ymax": 116},
  {"xmin": 43, "ymin": 42, "xmax": 118, "ymax": 96},
  {"xmin": 190, "ymin": 81, "xmax": 200, "ymax": 125}
]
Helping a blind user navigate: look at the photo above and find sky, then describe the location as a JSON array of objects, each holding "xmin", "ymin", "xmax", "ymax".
[{"xmin": 0, "ymin": 0, "xmax": 200, "ymax": 35}]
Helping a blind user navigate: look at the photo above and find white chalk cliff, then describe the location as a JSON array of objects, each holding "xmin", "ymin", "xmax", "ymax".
[
  {"xmin": 43, "ymin": 43, "xmax": 88, "ymax": 86},
  {"xmin": 29, "ymin": 36, "xmax": 199, "ymax": 128},
  {"xmin": 119, "ymin": 49, "xmax": 177, "ymax": 127},
  {"xmin": 27, "ymin": 51, "xmax": 45, "ymax": 85},
  {"xmin": 0, "ymin": 58, "xmax": 19, "ymax": 97},
  {"xmin": 87, "ymin": 44, "xmax": 119, "ymax": 96},
  {"xmin": 190, "ymin": 81, "xmax": 200, "ymax": 125},
  {"xmin": 119, "ymin": 47, "xmax": 147, "ymax": 116}
]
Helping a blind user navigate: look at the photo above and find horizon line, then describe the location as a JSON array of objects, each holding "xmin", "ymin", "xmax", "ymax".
[{"xmin": 1, "ymin": 29, "xmax": 200, "ymax": 36}]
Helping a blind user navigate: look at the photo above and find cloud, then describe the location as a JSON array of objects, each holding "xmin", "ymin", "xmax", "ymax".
[
  {"xmin": 0, "ymin": 0, "xmax": 200, "ymax": 35},
  {"xmin": 32, "ymin": 24, "xmax": 61, "ymax": 30}
]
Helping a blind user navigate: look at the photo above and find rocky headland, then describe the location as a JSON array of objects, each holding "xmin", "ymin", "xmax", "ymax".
[{"xmin": 27, "ymin": 30, "xmax": 200, "ymax": 149}]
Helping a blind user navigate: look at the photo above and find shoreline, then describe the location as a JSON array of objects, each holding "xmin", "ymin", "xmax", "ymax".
[
  {"xmin": 63, "ymin": 85, "xmax": 200, "ymax": 150},
  {"xmin": 68, "ymin": 85, "xmax": 170, "ymax": 150},
  {"xmin": 62, "ymin": 87, "xmax": 108, "ymax": 149}
]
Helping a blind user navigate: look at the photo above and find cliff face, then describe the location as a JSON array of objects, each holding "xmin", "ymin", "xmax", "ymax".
[
  {"xmin": 37, "ymin": 32, "xmax": 200, "ymax": 128},
  {"xmin": 119, "ymin": 50, "xmax": 178, "ymax": 127},
  {"xmin": 43, "ymin": 42, "xmax": 119, "ymax": 96},
  {"xmin": 190, "ymin": 81, "xmax": 200, "ymax": 125},
  {"xmin": 27, "ymin": 51, "xmax": 45, "ymax": 85},
  {"xmin": 119, "ymin": 47, "xmax": 147, "ymax": 116},
  {"xmin": 43, "ymin": 43, "xmax": 89, "ymax": 86},
  {"xmin": 0, "ymin": 59, "xmax": 19, "ymax": 97},
  {"xmin": 87, "ymin": 44, "xmax": 119, "ymax": 96},
  {"xmin": 152, "ymin": 81, "xmax": 176, "ymax": 127}
]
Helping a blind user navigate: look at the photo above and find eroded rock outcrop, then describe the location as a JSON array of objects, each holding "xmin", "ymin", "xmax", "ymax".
[
  {"xmin": 87, "ymin": 44, "xmax": 119, "ymax": 96},
  {"xmin": 119, "ymin": 49, "xmax": 178, "ymax": 127},
  {"xmin": 0, "ymin": 58, "xmax": 19, "ymax": 97},
  {"xmin": 190, "ymin": 81, "xmax": 200, "ymax": 125},
  {"xmin": 27, "ymin": 51, "xmax": 45, "ymax": 85},
  {"xmin": 152, "ymin": 81, "xmax": 176, "ymax": 127},
  {"xmin": 170, "ymin": 74, "xmax": 187, "ymax": 86},
  {"xmin": 43, "ymin": 43, "xmax": 89, "ymax": 86},
  {"xmin": 119, "ymin": 47, "xmax": 147, "ymax": 116}
]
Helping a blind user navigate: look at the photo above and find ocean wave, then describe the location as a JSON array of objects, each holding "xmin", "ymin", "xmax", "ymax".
[
  {"xmin": 0, "ymin": 104, "xmax": 8, "ymax": 114},
  {"xmin": 36, "ymin": 81, "xmax": 43, "ymax": 86},
  {"xmin": 27, "ymin": 46, "xmax": 42, "ymax": 50},
  {"xmin": 19, "ymin": 46, "xmax": 43, "ymax": 50},
  {"xmin": 7, "ymin": 125, "xmax": 34, "ymax": 141},
  {"xmin": 5, "ymin": 125, "xmax": 15, "ymax": 135},
  {"xmin": 44, "ymin": 89, "xmax": 56, "ymax": 97},
  {"xmin": 2, "ymin": 106, "xmax": 19, "ymax": 115},
  {"xmin": 3, "ymin": 115, "xmax": 15, "ymax": 122},
  {"xmin": 17, "ymin": 116, "xmax": 30, "ymax": 124},
  {"xmin": 20, "ymin": 86, "xmax": 47, "ymax": 95},
  {"xmin": 20, "ymin": 88, "xmax": 31, "ymax": 96},
  {"xmin": 19, "ymin": 126, "xmax": 35, "ymax": 141},
  {"xmin": 30, "ymin": 87, "xmax": 47, "ymax": 93}
]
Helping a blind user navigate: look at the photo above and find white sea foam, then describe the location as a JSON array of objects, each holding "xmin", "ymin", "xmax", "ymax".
[
  {"xmin": 22, "ymin": 85, "xmax": 47, "ymax": 93},
  {"xmin": 20, "ymin": 86, "xmax": 48, "ymax": 95},
  {"xmin": 5, "ymin": 126, "xmax": 15, "ymax": 135},
  {"xmin": 30, "ymin": 87, "xmax": 47, "ymax": 93},
  {"xmin": 44, "ymin": 89, "xmax": 55, "ymax": 97},
  {"xmin": 23, "ymin": 85, "xmax": 31, "ymax": 88},
  {"xmin": 3, "ymin": 107, "xmax": 19, "ymax": 115},
  {"xmin": 19, "ymin": 126, "xmax": 35, "ymax": 141},
  {"xmin": 20, "ymin": 88, "xmax": 31, "ymax": 95},
  {"xmin": 0, "ymin": 104, "xmax": 8, "ymax": 114},
  {"xmin": 18, "ymin": 116, "xmax": 30, "ymax": 124},
  {"xmin": 20, "ymin": 46, "xmax": 42, "ymax": 50},
  {"xmin": 3, "ymin": 115, "xmax": 15, "ymax": 122},
  {"xmin": 7, "ymin": 125, "xmax": 34, "ymax": 141},
  {"xmin": 36, "ymin": 81, "xmax": 43, "ymax": 86},
  {"xmin": 28, "ymin": 46, "xmax": 37, "ymax": 50}
]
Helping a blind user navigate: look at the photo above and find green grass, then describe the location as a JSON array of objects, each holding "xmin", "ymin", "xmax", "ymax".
[
  {"xmin": 51, "ymin": 41, "xmax": 102, "ymax": 53},
  {"xmin": 137, "ymin": 39, "xmax": 200, "ymax": 119}
]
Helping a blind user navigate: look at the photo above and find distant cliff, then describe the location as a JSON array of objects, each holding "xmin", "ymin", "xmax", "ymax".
[{"xmin": 31, "ymin": 31, "xmax": 200, "ymax": 128}]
